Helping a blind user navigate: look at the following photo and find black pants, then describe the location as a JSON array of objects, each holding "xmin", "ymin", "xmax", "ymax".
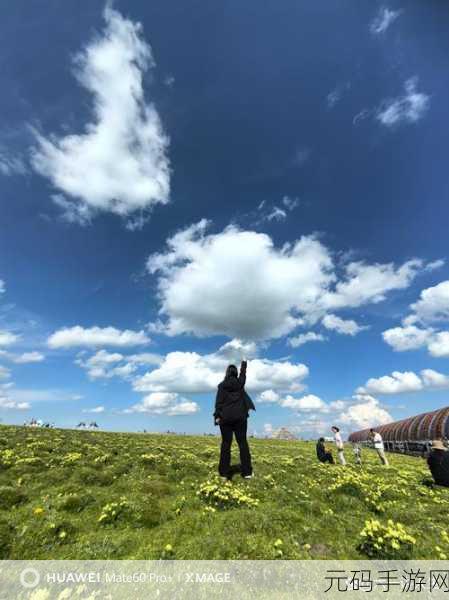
[
  {"xmin": 219, "ymin": 419, "xmax": 252, "ymax": 477},
  {"xmin": 319, "ymin": 453, "xmax": 334, "ymax": 464}
]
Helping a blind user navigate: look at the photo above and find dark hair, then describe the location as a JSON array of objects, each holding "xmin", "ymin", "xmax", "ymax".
[
  {"xmin": 369, "ymin": 428, "xmax": 374, "ymax": 433},
  {"xmin": 318, "ymin": 437, "xmax": 325, "ymax": 443},
  {"xmin": 331, "ymin": 426, "xmax": 339, "ymax": 432},
  {"xmin": 225, "ymin": 364, "xmax": 238, "ymax": 379}
]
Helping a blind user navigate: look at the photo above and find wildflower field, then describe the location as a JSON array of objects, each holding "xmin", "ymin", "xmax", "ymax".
[{"xmin": 0, "ymin": 424, "xmax": 447, "ymax": 560}]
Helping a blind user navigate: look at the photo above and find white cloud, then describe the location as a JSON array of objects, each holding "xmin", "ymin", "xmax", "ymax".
[
  {"xmin": 377, "ymin": 78, "xmax": 429, "ymax": 127},
  {"xmin": 125, "ymin": 392, "xmax": 199, "ymax": 416},
  {"xmin": 258, "ymin": 389, "xmax": 280, "ymax": 404},
  {"xmin": 280, "ymin": 394, "xmax": 326, "ymax": 412},
  {"xmin": 82, "ymin": 406, "xmax": 105, "ymax": 413},
  {"xmin": 421, "ymin": 369, "xmax": 449, "ymax": 389},
  {"xmin": 263, "ymin": 423, "xmax": 274, "ymax": 436},
  {"xmin": 282, "ymin": 196, "xmax": 300, "ymax": 211},
  {"xmin": 75, "ymin": 349, "xmax": 162, "ymax": 380},
  {"xmin": 48, "ymin": 326, "xmax": 150, "ymax": 349},
  {"xmin": 0, "ymin": 331, "xmax": 19, "ymax": 346},
  {"xmin": 30, "ymin": 7, "xmax": 170, "ymax": 224},
  {"xmin": 425, "ymin": 259, "xmax": 445, "ymax": 272},
  {"xmin": 357, "ymin": 368, "xmax": 449, "ymax": 396},
  {"xmin": 320, "ymin": 259, "xmax": 423, "ymax": 311},
  {"xmin": 0, "ymin": 280, "xmax": 4, "ymax": 294},
  {"xmin": 133, "ymin": 340, "xmax": 309, "ymax": 394},
  {"xmin": 266, "ymin": 207, "xmax": 287, "ymax": 222},
  {"xmin": 326, "ymin": 82, "xmax": 351, "ymax": 108},
  {"xmin": 370, "ymin": 6, "xmax": 401, "ymax": 34},
  {"xmin": 322, "ymin": 313, "xmax": 367, "ymax": 336},
  {"xmin": 147, "ymin": 221, "xmax": 429, "ymax": 341},
  {"xmin": 288, "ymin": 332, "xmax": 325, "ymax": 348},
  {"xmin": 411, "ymin": 280, "xmax": 449, "ymax": 322},
  {"xmin": 428, "ymin": 332, "xmax": 449, "ymax": 358},
  {"xmin": 382, "ymin": 324, "xmax": 433, "ymax": 352},
  {"xmin": 0, "ymin": 393, "xmax": 30, "ymax": 411},
  {"xmin": 340, "ymin": 394, "xmax": 393, "ymax": 430},
  {"xmin": 382, "ymin": 279, "xmax": 449, "ymax": 357},
  {"xmin": 13, "ymin": 352, "xmax": 45, "ymax": 364},
  {"xmin": 357, "ymin": 371, "xmax": 423, "ymax": 395}
]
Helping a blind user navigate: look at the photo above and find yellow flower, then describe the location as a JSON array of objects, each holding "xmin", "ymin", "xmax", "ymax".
[{"xmin": 33, "ymin": 507, "xmax": 44, "ymax": 516}]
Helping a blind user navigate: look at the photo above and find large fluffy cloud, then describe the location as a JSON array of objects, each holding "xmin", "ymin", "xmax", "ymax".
[
  {"xmin": 340, "ymin": 394, "xmax": 393, "ymax": 429},
  {"xmin": 30, "ymin": 7, "xmax": 170, "ymax": 224},
  {"xmin": 125, "ymin": 392, "xmax": 199, "ymax": 416},
  {"xmin": 48, "ymin": 326, "xmax": 150, "ymax": 349},
  {"xmin": 383, "ymin": 280, "xmax": 449, "ymax": 357},
  {"xmin": 411, "ymin": 280, "xmax": 449, "ymax": 322},
  {"xmin": 133, "ymin": 340, "xmax": 309, "ymax": 394},
  {"xmin": 147, "ymin": 221, "xmax": 428, "ymax": 341},
  {"xmin": 357, "ymin": 368, "xmax": 449, "ymax": 395}
]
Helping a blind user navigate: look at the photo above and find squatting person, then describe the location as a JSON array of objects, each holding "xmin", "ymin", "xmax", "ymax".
[
  {"xmin": 316, "ymin": 437, "xmax": 334, "ymax": 464},
  {"xmin": 427, "ymin": 439, "xmax": 449, "ymax": 487},
  {"xmin": 214, "ymin": 360, "xmax": 255, "ymax": 479}
]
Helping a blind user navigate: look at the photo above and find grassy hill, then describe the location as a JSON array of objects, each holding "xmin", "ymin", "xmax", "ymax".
[{"xmin": 0, "ymin": 424, "xmax": 447, "ymax": 560}]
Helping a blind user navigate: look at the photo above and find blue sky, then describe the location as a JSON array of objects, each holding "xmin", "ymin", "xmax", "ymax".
[{"xmin": 1, "ymin": 0, "xmax": 449, "ymax": 437}]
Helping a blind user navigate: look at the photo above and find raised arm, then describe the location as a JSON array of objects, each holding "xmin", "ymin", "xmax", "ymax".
[{"xmin": 238, "ymin": 360, "xmax": 247, "ymax": 387}]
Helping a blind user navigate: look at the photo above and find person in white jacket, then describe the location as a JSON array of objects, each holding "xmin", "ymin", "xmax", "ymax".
[
  {"xmin": 331, "ymin": 426, "xmax": 346, "ymax": 465},
  {"xmin": 369, "ymin": 429, "xmax": 389, "ymax": 466}
]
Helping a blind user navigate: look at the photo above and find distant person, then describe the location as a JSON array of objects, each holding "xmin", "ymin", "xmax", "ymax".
[
  {"xmin": 214, "ymin": 360, "xmax": 255, "ymax": 479},
  {"xmin": 427, "ymin": 440, "xmax": 449, "ymax": 487},
  {"xmin": 316, "ymin": 437, "xmax": 334, "ymax": 464},
  {"xmin": 331, "ymin": 426, "xmax": 346, "ymax": 465},
  {"xmin": 352, "ymin": 443, "xmax": 362, "ymax": 465},
  {"xmin": 369, "ymin": 429, "xmax": 389, "ymax": 466}
]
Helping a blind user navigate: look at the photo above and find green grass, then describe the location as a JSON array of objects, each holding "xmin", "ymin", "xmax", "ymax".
[{"xmin": 0, "ymin": 424, "xmax": 447, "ymax": 559}]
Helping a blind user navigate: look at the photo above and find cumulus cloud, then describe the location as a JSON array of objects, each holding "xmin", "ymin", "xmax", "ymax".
[
  {"xmin": 0, "ymin": 393, "xmax": 30, "ymax": 410},
  {"xmin": 411, "ymin": 280, "xmax": 449, "ymax": 322},
  {"xmin": 48, "ymin": 326, "xmax": 150, "ymax": 349},
  {"xmin": 377, "ymin": 78, "xmax": 429, "ymax": 127},
  {"xmin": 30, "ymin": 7, "xmax": 170, "ymax": 224},
  {"xmin": 280, "ymin": 394, "xmax": 326, "ymax": 412},
  {"xmin": 370, "ymin": 6, "xmax": 401, "ymax": 35},
  {"xmin": 357, "ymin": 368, "xmax": 449, "ymax": 396},
  {"xmin": 125, "ymin": 392, "xmax": 199, "ymax": 416},
  {"xmin": 0, "ymin": 331, "xmax": 19, "ymax": 346},
  {"xmin": 320, "ymin": 259, "xmax": 423, "ymax": 311},
  {"xmin": 0, "ymin": 280, "xmax": 4, "ymax": 295},
  {"xmin": 322, "ymin": 314, "xmax": 368, "ymax": 336},
  {"xmin": 340, "ymin": 394, "xmax": 393, "ymax": 429},
  {"xmin": 13, "ymin": 352, "xmax": 45, "ymax": 364},
  {"xmin": 382, "ymin": 324, "xmax": 433, "ymax": 352},
  {"xmin": 258, "ymin": 389, "xmax": 280, "ymax": 404},
  {"xmin": 133, "ymin": 340, "xmax": 309, "ymax": 395},
  {"xmin": 147, "ymin": 221, "xmax": 429, "ymax": 341},
  {"xmin": 357, "ymin": 371, "xmax": 423, "ymax": 395},
  {"xmin": 288, "ymin": 332, "xmax": 325, "ymax": 348},
  {"xmin": 75, "ymin": 349, "xmax": 162, "ymax": 380},
  {"xmin": 382, "ymin": 280, "xmax": 449, "ymax": 356}
]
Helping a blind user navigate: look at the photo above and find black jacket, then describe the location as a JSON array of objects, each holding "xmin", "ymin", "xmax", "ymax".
[
  {"xmin": 214, "ymin": 361, "xmax": 256, "ymax": 424},
  {"xmin": 316, "ymin": 441, "xmax": 327, "ymax": 461},
  {"xmin": 428, "ymin": 450, "xmax": 449, "ymax": 487}
]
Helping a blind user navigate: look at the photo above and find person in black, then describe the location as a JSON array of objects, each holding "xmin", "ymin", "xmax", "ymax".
[
  {"xmin": 214, "ymin": 360, "xmax": 255, "ymax": 479},
  {"xmin": 427, "ymin": 439, "xmax": 449, "ymax": 487},
  {"xmin": 316, "ymin": 437, "xmax": 334, "ymax": 464}
]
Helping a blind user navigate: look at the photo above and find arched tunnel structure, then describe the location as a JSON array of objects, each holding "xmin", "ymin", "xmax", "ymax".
[{"xmin": 348, "ymin": 405, "xmax": 449, "ymax": 455}]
